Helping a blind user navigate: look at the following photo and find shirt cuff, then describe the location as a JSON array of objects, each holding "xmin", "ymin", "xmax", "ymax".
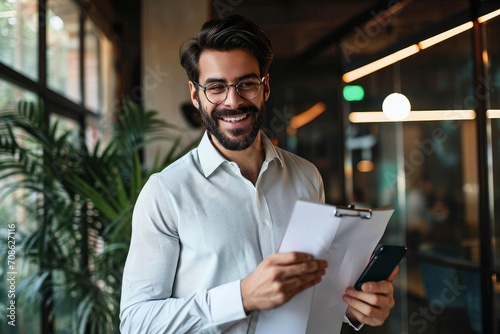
[
  {"xmin": 208, "ymin": 280, "xmax": 247, "ymax": 324},
  {"xmin": 344, "ymin": 315, "xmax": 364, "ymax": 331}
]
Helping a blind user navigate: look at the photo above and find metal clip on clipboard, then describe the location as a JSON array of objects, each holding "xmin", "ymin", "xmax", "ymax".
[{"xmin": 334, "ymin": 204, "xmax": 372, "ymax": 219}]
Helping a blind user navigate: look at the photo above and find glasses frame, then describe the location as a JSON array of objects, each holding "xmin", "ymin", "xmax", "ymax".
[{"xmin": 193, "ymin": 77, "xmax": 265, "ymax": 105}]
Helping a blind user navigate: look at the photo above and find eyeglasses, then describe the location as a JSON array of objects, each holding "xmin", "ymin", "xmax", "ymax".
[{"xmin": 194, "ymin": 77, "xmax": 265, "ymax": 105}]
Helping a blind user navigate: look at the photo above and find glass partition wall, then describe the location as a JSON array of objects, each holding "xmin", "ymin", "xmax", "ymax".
[
  {"xmin": 338, "ymin": 2, "xmax": 500, "ymax": 333},
  {"xmin": 264, "ymin": 1, "xmax": 500, "ymax": 333},
  {"xmin": 488, "ymin": 8, "xmax": 500, "ymax": 334}
]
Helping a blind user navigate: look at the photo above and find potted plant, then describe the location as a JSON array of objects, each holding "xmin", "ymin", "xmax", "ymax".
[{"xmin": 0, "ymin": 100, "xmax": 200, "ymax": 333}]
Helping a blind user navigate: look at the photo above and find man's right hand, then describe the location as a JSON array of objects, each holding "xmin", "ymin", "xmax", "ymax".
[{"xmin": 240, "ymin": 252, "xmax": 328, "ymax": 313}]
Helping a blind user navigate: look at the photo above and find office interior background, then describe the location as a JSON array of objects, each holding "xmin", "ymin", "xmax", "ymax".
[{"xmin": 0, "ymin": 0, "xmax": 499, "ymax": 333}]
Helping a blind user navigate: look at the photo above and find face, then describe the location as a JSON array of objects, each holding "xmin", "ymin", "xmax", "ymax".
[{"xmin": 189, "ymin": 49, "xmax": 270, "ymax": 151}]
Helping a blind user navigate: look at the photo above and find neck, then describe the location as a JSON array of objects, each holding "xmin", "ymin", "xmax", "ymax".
[{"xmin": 210, "ymin": 132, "xmax": 265, "ymax": 185}]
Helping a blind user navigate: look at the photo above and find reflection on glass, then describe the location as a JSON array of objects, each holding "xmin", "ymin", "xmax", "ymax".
[
  {"xmin": 496, "ymin": 277, "xmax": 500, "ymax": 333},
  {"xmin": 50, "ymin": 113, "xmax": 81, "ymax": 146},
  {"xmin": 0, "ymin": 77, "xmax": 37, "ymax": 110},
  {"xmin": 0, "ymin": 79, "xmax": 40, "ymax": 333},
  {"xmin": 342, "ymin": 9, "xmax": 481, "ymax": 332},
  {"xmin": 85, "ymin": 19, "xmax": 101, "ymax": 112},
  {"xmin": 346, "ymin": 119, "xmax": 481, "ymax": 334},
  {"xmin": 47, "ymin": 0, "xmax": 80, "ymax": 102},
  {"xmin": 485, "ymin": 17, "xmax": 500, "ymax": 332},
  {"xmin": 0, "ymin": 0, "xmax": 38, "ymax": 79},
  {"xmin": 86, "ymin": 115, "xmax": 100, "ymax": 151},
  {"xmin": 486, "ymin": 8, "xmax": 500, "ymax": 271},
  {"xmin": 0, "ymin": 78, "xmax": 37, "ymax": 222},
  {"xmin": 485, "ymin": 20, "xmax": 500, "ymax": 334},
  {"xmin": 492, "ymin": 119, "xmax": 500, "ymax": 267},
  {"xmin": 409, "ymin": 263, "xmax": 482, "ymax": 333},
  {"xmin": 403, "ymin": 121, "xmax": 476, "ymax": 261}
]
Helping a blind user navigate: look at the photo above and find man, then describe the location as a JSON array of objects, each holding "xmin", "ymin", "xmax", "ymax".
[{"xmin": 120, "ymin": 14, "xmax": 397, "ymax": 333}]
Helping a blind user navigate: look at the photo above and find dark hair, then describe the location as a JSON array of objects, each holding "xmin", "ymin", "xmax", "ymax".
[{"xmin": 179, "ymin": 15, "xmax": 273, "ymax": 83}]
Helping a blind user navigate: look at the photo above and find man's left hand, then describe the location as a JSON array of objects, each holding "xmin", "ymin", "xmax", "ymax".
[{"xmin": 342, "ymin": 266, "xmax": 399, "ymax": 327}]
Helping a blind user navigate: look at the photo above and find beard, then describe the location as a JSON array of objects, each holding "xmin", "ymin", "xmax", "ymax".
[{"xmin": 197, "ymin": 96, "xmax": 266, "ymax": 151}]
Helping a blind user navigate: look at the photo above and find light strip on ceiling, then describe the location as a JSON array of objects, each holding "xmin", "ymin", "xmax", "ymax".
[
  {"xmin": 342, "ymin": 45, "xmax": 419, "ymax": 83},
  {"xmin": 418, "ymin": 21, "xmax": 473, "ymax": 49},
  {"xmin": 349, "ymin": 110, "xmax": 476, "ymax": 123},
  {"xmin": 340, "ymin": 8, "xmax": 500, "ymax": 83},
  {"xmin": 478, "ymin": 8, "xmax": 500, "ymax": 23},
  {"xmin": 288, "ymin": 102, "xmax": 327, "ymax": 130},
  {"xmin": 487, "ymin": 110, "xmax": 500, "ymax": 118}
]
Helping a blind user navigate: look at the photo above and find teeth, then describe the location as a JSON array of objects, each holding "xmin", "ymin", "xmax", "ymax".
[{"xmin": 222, "ymin": 114, "xmax": 247, "ymax": 122}]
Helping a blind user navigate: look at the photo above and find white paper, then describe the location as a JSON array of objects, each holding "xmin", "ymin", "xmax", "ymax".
[
  {"xmin": 256, "ymin": 201, "xmax": 342, "ymax": 334},
  {"xmin": 255, "ymin": 200, "xmax": 394, "ymax": 334}
]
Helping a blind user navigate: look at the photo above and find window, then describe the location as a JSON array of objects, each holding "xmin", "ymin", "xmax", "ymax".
[
  {"xmin": 0, "ymin": 79, "xmax": 40, "ymax": 333},
  {"xmin": 0, "ymin": 1, "xmax": 115, "ymax": 332},
  {"xmin": 0, "ymin": 0, "xmax": 38, "ymax": 79},
  {"xmin": 85, "ymin": 19, "xmax": 101, "ymax": 112},
  {"xmin": 47, "ymin": 0, "xmax": 81, "ymax": 102}
]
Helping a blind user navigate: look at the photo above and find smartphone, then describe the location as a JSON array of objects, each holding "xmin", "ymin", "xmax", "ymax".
[{"xmin": 354, "ymin": 245, "xmax": 407, "ymax": 291}]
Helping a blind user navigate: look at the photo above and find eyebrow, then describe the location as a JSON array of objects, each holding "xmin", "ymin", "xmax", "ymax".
[{"xmin": 202, "ymin": 73, "xmax": 260, "ymax": 85}]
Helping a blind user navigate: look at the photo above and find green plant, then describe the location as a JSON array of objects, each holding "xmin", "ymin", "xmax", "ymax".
[{"xmin": 0, "ymin": 100, "xmax": 200, "ymax": 333}]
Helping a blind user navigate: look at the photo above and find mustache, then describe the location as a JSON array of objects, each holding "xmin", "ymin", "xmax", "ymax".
[{"xmin": 212, "ymin": 105, "xmax": 258, "ymax": 118}]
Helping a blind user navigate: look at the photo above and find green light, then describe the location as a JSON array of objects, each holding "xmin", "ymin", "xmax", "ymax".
[{"xmin": 343, "ymin": 85, "xmax": 365, "ymax": 101}]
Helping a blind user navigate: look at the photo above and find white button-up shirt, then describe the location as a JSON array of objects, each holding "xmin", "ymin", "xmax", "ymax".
[{"xmin": 120, "ymin": 131, "xmax": 325, "ymax": 333}]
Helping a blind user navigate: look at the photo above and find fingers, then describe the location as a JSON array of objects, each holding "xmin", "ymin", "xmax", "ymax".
[
  {"xmin": 342, "ymin": 281, "xmax": 396, "ymax": 327},
  {"xmin": 241, "ymin": 252, "xmax": 328, "ymax": 312},
  {"xmin": 346, "ymin": 302, "xmax": 387, "ymax": 327},
  {"xmin": 357, "ymin": 279, "xmax": 395, "ymax": 295},
  {"xmin": 343, "ymin": 270, "xmax": 398, "ymax": 326},
  {"xmin": 266, "ymin": 251, "xmax": 315, "ymax": 265},
  {"xmin": 387, "ymin": 265, "xmax": 400, "ymax": 282},
  {"xmin": 348, "ymin": 284, "xmax": 394, "ymax": 307},
  {"xmin": 283, "ymin": 270, "xmax": 326, "ymax": 291},
  {"xmin": 264, "ymin": 252, "xmax": 327, "ymax": 282},
  {"xmin": 268, "ymin": 252, "xmax": 328, "ymax": 291},
  {"xmin": 280, "ymin": 258, "xmax": 328, "ymax": 279}
]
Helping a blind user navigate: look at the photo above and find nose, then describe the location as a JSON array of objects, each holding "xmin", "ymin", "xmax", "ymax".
[{"xmin": 222, "ymin": 85, "xmax": 245, "ymax": 108}]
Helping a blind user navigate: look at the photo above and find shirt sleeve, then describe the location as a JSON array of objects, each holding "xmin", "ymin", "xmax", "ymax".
[
  {"xmin": 119, "ymin": 177, "xmax": 247, "ymax": 333},
  {"xmin": 343, "ymin": 315, "xmax": 364, "ymax": 331}
]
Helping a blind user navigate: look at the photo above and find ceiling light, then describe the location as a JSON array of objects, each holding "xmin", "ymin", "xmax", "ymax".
[
  {"xmin": 349, "ymin": 110, "xmax": 476, "ymax": 123},
  {"xmin": 382, "ymin": 93, "xmax": 411, "ymax": 120},
  {"xmin": 288, "ymin": 102, "xmax": 327, "ymax": 130},
  {"xmin": 342, "ymin": 45, "xmax": 419, "ymax": 83},
  {"xmin": 478, "ymin": 8, "xmax": 500, "ymax": 23},
  {"xmin": 418, "ymin": 22, "xmax": 473, "ymax": 49},
  {"xmin": 487, "ymin": 110, "xmax": 500, "ymax": 118},
  {"xmin": 357, "ymin": 160, "xmax": 374, "ymax": 173},
  {"xmin": 342, "ymin": 15, "xmax": 484, "ymax": 83}
]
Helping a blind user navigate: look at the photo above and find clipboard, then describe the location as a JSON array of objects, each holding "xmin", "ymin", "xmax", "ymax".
[
  {"xmin": 334, "ymin": 204, "xmax": 372, "ymax": 219},
  {"xmin": 255, "ymin": 200, "xmax": 394, "ymax": 334}
]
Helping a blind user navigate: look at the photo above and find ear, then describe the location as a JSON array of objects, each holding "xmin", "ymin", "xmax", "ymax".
[
  {"xmin": 263, "ymin": 74, "xmax": 271, "ymax": 101},
  {"xmin": 188, "ymin": 81, "xmax": 200, "ymax": 109}
]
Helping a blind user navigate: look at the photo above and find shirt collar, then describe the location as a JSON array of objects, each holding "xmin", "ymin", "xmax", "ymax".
[
  {"xmin": 198, "ymin": 131, "xmax": 283, "ymax": 177},
  {"xmin": 261, "ymin": 132, "xmax": 284, "ymax": 168}
]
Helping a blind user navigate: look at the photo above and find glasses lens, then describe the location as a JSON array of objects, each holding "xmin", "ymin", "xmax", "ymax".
[
  {"xmin": 237, "ymin": 79, "xmax": 262, "ymax": 100},
  {"xmin": 205, "ymin": 83, "xmax": 228, "ymax": 104}
]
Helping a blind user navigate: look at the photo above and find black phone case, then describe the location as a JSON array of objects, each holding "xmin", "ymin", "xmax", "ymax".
[{"xmin": 354, "ymin": 245, "xmax": 407, "ymax": 291}]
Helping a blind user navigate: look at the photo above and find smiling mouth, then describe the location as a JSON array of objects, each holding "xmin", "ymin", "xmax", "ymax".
[{"xmin": 221, "ymin": 113, "xmax": 250, "ymax": 123}]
